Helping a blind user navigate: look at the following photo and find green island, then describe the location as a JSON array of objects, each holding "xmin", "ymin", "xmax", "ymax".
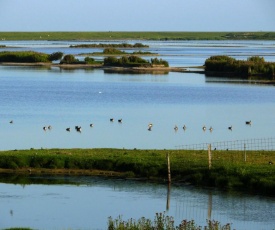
[
  {"xmin": 205, "ymin": 55, "xmax": 275, "ymax": 80},
  {"xmin": 1, "ymin": 31, "xmax": 275, "ymax": 40},
  {"xmin": 0, "ymin": 148, "xmax": 274, "ymax": 197},
  {"xmin": 2, "ymin": 51, "xmax": 275, "ymax": 81},
  {"xmin": 0, "ymin": 50, "xmax": 171, "ymax": 72}
]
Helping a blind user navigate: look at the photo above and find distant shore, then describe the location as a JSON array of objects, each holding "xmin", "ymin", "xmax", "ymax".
[{"xmin": 0, "ymin": 31, "xmax": 275, "ymax": 41}]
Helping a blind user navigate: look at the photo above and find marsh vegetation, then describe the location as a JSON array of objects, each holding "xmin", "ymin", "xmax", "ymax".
[{"xmin": 0, "ymin": 148, "xmax": 274, "ymax": 196}]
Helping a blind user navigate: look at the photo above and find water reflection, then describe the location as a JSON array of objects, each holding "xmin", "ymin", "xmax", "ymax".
[
  {"xmin": 104, "ymin": 69, "xmax": 169, "ymax": 75},
  {"xmin": 0, "ymin": 175, "xmax": 274, "ymax": 230}
]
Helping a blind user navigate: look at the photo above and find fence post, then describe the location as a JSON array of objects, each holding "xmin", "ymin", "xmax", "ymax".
[
  {"xmin": 166, "ymin": 152, "xmax": 171, "ymax": 184},
  {"xmin": 208, "ymin": 144, "xmax": 212, "ymax": 169},
  {"xmin": 244, "ymin": 143, "xmax": 246, "ymax": 162}
]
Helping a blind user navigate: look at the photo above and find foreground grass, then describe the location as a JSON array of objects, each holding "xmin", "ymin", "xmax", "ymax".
[
  {"xmin": 2, "ymin": 213, "xmax": 231, "ymax": 230},
  {"xmin": 1, "ymin": 31, "xmax": 275, "ymax": 41},
  {"xmin": 108, "ymin": 212, "xmax": 231, "ymax": 230},
  {"xmin": 0, "ymin": 148, "xmax": 274, "ymax": 196}
]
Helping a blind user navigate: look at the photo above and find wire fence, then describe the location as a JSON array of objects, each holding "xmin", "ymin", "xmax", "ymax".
[{"xmin": 175, "ymin": 137, "xmax": 275, "ymax": 151}]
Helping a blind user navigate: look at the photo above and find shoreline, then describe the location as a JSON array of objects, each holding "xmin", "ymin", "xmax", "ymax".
[
  {"xmin": 1, "ymin": 62, "xmax": 274, "ymax": 84},
  {"xmin": 0, "ymin": 62, "xmax": 195, "ymax": 73}
]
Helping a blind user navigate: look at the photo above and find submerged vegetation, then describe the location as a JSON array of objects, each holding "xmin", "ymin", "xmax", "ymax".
[
  {"xmin": 205, "ymin": 55, "xmax": 275, "ymax": 79},
  {"xmin": 0, "ymin": 148, "xmax": 274, "ymax": 196}
]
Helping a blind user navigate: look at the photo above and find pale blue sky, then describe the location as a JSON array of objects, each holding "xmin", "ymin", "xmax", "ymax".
[{"xmin": 0, "ymin": 0, "xmax": 274, "ymax": 31}]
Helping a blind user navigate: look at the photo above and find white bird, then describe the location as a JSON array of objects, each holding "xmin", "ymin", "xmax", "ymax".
[
  {"xmin": 209, "ymin": 126, "xmax": 213, "ymax": 132},
  {"xmin": 202, "ymin": 125, "xmax": 206, "ymax": 131}
]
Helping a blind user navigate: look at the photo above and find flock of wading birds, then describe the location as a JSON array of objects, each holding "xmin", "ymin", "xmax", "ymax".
[{"xmin": 8, "ymin": 119, "xmax": 253, "ymax": 133}]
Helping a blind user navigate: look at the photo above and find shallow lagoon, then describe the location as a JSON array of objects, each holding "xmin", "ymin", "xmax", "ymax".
[
  {"xmin": 0, "ymin": 40, "xmax": 275, "ymax": 230},
  {"xmin": 0, "ymin": 65, "xmax": 274, "ymax": 150}
]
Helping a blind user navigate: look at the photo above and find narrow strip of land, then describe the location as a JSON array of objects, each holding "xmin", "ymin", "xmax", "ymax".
[{"xmin": 1, "ymin": 31, "xmax": 275, "ymax": 41}]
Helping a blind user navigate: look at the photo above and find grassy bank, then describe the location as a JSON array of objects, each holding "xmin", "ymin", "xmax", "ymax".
[
  {"xmin": 0, "ymin": 31, "xmax": 275, "ymax": 41},
  {"xmin": 0, "ymin": 148, "xmax": 274, "ymax": 196}
]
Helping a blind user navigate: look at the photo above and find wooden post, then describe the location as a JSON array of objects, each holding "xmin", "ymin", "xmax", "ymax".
[
  {"xmin": 167, "ymin": 152, "xmax": 171, "ymax": 184},
  {"xmin": 166, "ymin": 184, "xmax": 171, "ymax": 211},
  {"xmin": 244, "ymin": 143, "xmax": 246, "ymax": 162},
  {"xmin": 208, "ymin": 144, "xmax": 212, "ymax": 169}
]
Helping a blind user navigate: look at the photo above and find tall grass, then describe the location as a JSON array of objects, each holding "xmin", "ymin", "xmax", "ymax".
[
  {"xmin": 108, "ymin": 212, "xmax": 231, "ymax": 230},
  {"xmin": 0, "ymin": 148, "xmax": 274, "ymax": 196}
]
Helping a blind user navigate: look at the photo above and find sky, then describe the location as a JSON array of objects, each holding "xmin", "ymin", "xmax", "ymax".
[{"xmin": 0, "ymin": 0, "xmax": 275, "ymax": 32}]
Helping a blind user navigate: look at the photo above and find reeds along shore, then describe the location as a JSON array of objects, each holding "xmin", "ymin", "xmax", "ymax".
[{"xmin": 0, "ymin": 148, "xmax": 274, "ymax": 196}]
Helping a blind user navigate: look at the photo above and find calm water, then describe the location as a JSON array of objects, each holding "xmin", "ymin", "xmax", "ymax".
[
  {"xmin": 1, "ymin": 177, "xmax": 275, "ymax": 230},
  {"xmin": 0, "ymin": 40, "xmax": 275, "ymax": 229}
]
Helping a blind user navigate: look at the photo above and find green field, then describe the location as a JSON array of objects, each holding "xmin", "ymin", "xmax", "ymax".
[
  {"xmin": 0, "ymin": 31, "xmax": 275, "ymax": 40},
  {"xmin": 0, "ymin": 148, "xmax": 274, "ymax": 196}
]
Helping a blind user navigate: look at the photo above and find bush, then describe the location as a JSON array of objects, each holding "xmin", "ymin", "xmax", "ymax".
[
  {"xmin": 151, "ymin": 57, "xmax": 169, "ymax": 67},
  {"xmin": 104, "ymin": 55, "xmax": 150, "ymax": 67},
  {"xmin": 205, "ymin": 55, "xmax": 275, "ymax": 78},
  {"xmin": 103, "ymin": 48, "xmax": 126, "ymax": 55},
  {"xmin": 0, "ymin": 51, "xmax": 50, "ymax": 63},
  {"xmin": 48, "ymin": 52, "xmax": 63, "ymax": 61},
  {"xmin": 60, "ymin": 54, "xmax": 80, "ymax": 64}
]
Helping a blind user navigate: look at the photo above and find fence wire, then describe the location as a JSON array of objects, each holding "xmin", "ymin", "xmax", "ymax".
[{"xmin": 175, "ymin": 137, "xmax": 275, "ymax": 151}]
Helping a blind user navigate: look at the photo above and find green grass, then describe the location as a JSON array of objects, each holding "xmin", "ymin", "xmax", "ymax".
[
  {"xmin": 0, "ymin": 148, "xmax": 275, "ymax": 196},
  {"xmin": 1, "ymin": 31, "xmax": 275, "ymax": 41}
]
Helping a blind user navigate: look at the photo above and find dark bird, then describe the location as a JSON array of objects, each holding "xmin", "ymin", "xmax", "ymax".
[
  {"xmin": 183, "ymin": 125, "xmax": 186, "ymax": 130},
  {"xmin": 43, "ymin": 126, "xmax": 47, "ymax": 131},
  {"xmin": 209, "ymin": 126, "xmax": 213, "ymax": 132},
  {"xmin": 110, "ymin": 118, "xmax": 114, "ymax": 122},
  {"xmin": 174, "ymin": 125, "xmax": 178, "ymax": 131},
  {"xmin": 75, "ymin": 126, "xmax": 82, "ymax": 132},
  {"xmin": 66, "ymin": 128, "xmax": 70, "ymax": 132},
  {"xmin": 245, "ymin": 120, "xmax": 252, "ymax": 125},
  {"xmin": 202, "ymin": 125, "xmax": 206, "ymax": 131},
  {"xmin": 118, "ymin": 119, "xmax": 122, "ymax": 123},
  {"xmin": 48, "ymin": 125, "xmax": 52, "ymax": 130},
  {"xmin": 9, "ymin": 120, "xmax": 13, "ymax": 124},
  {"xmin": 228, "ymin": 125, "xmax": 233, "ymax": 131},
  {"xmin": 90, "ymin": 124, "xmax": 94, "ymax": 127},
  {"xmin": 269, "ymin": 161, "xmax": 273, "ymax": 165}
]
